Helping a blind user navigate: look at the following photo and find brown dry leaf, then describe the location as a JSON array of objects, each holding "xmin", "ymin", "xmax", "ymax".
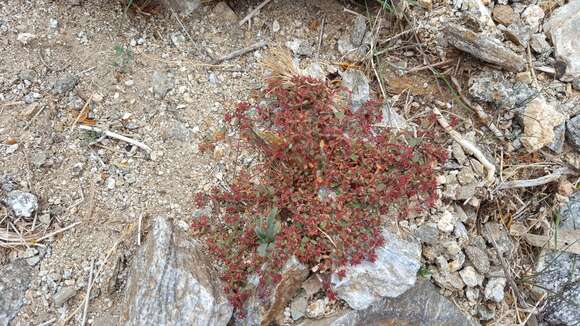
[
  {"xmin": 76, "ymin": 108, "xmax": 97, "ymax": 126},
  {"xmin": 5, "ymin": 137, "xmax": 17, "ymax": 145},
  {"xmin": 308, "ymin": 19, "xmax": 320, "ymax": 31}
]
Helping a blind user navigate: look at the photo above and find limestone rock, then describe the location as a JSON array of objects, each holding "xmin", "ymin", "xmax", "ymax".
[
  {"xmin": 211, "ymin": 2, "xmax": 237, "ymax": 23},
  {"xmin": 152, "ymin": 70, "xmax": 175, "ymax": 99},
  {"xmin": 521, "ymin": 97, "xmax": 566, "ymax": 152},
  {"xmin": 4, "ymin": 191, "xmax": 38, "ymax": 219},
  {"xmin": 339, "ymin": 69, "xmax": 370, "ymax": 112},
  {"xmin": 0, "ymin": 261, "xmax": 33, "ymax": 326},
  {"xmin": 465, "ymin": 246, "xmax": 490, "ymax": 274},
  {"xmin": 300, "ymin": 281, "xmax": 479, "ymax": 326},
  {"xmin": 530, "ymin": 33, "xmax": 551, "ymax": 54},
  {"xmin": 468, "ymin": 70, "xmax": 535, "ymax": 109},
  {"xmin": 560, "ymin": 192, "xmax": 580, "ymax": 229},
  {"xmin": 492, "ymin": 5, "xmax": 516, "ymax": 25},
  {"xmin": 484, "ymin": 277, "xmax": 506, "ymax": 302},
  {"xmin": 120, "ymin": 216, "xmax": 232, "ymax": 326},
  {"xmin": 459, "ymin": 266, "xmax": 484, "ymax": 287},
  {"xmin": 53, "ymin": 287, "xmax": 77, "ymax": 306},
  {"xmin": 536, "ymin": 250, "xmax": 580, "ymax": 325},
  {"xmin": 53, "ymin": 73, "xmax": 78, "ymax": 95},
  {"xmin": 566, "ymin": 115, "xmax": 580, "ymax": 152},
  {"xmin": 534, "ymin": 192, "xmax": 580, "ymax": 324},
  {"xmin": 544, "ymin": 1, "xmax": 580, "ymax": 81},
  {"xmin": 521, "ymin": 5, "xmax": 544, "ymax": 32},
  {"xmin": 331, "ymin": 228, "xmax": 421, "ymax": 310},
  {"xmin": 286, "ymin": 39, "xmax": 314, "ymax": 57}
]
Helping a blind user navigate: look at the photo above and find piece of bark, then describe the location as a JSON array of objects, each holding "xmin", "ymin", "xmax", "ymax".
[
  {"xmin": 444, "ymin": 23, "xmax": 526, "ymax": 72},
  {"xmin": 510, "ymin": 225, "xmax": 580, "ymax": 255}
]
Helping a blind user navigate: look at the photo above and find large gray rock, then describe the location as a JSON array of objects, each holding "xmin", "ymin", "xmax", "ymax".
[
  {"xmin": 535, "ymin": 192, "xmax": 580, "ymax": 325},
  {"xmin": 560, "ymin": 192, "xmax": 580, "ymax": 229},
  {"xmin": 566, "ymin": 115, "xmax": 580, "ymax": 152},
  {"xmin": 468, "ymin": 70, "xmax": 535, "ymax": 109},
  {"xmin": 52, "ymin": 73, "xmax": 78, "ymax": 95},
  {"xmin": 4, "ymin": 191, "xmax": 38, "ymax": 219},
  {"xmin": 536, "ymin": 250, "xmax": 580, "ymax": 325},
  {"xmin": 544, "ymin": 1, "xmax": 580, "ymax": 81},
  {"xmin": 120, "ymin": 216, "xmax": 232, "ymax": 326},
  {"xmin": 300, "ymin": 280, "xmax": 479, "ymax": 326},
  {"xmin": 331, "ymin": 228, "xmax": 421, "ymax": 310},
  {"xmin": 152, "ymin": 70, "xmax": 175, "ymax": 99},
  {"xmin": 0, "ymin": 260, "xmax": 33, "ymax": 326}
]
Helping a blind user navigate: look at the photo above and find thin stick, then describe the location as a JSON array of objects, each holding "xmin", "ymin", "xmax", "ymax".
[
  {"xmin": 370, "ymin": 13, "xmax": 387, "ymax": 100},
  {"xmin": 70, "ymin": 94, "xmax": 93, "ymax": 130},
  {"xmin": 343, "ymin": 7, "xmax": 365, "ymax": 18},
  {"xmin": 37, "ymin": 222, "xmax": 81, "ymax": 241},
  {"xmin": 534, "ymin": 66, "xmax": 555, "ymax": 75},
  {"xmin": 406, "ymin": 60, "xmax": 453, "ymax": 73},
  {"xmin": 0, "ymin": 222, "xmax": 80, "ymax": 247},
  {"xmin": 318, "ymin": 227, "xmax": 337, "ymax": 248},
  {"xmin": 78, "ymin": 125, "xmax": 152, "ymax": 154},
  {"xmin": 138, "ymin": 214, "xmax": 143, "ymax": 246},
  {"xmin": 239, "ymin": 0, "xmax": 273, "ymax": 26},
  {"xmin": 1, "ymin": 101, "xmax": 25, "ymax": 107},
  {"xmin": 81, "ymin": 259, "xmax": 95, "ymax": 326},
  {"xmin": 211, "ymin": 41, "xmax": 268, "ymax": 65},
  {"xmin": 526, "ymin": 44, "xmax": 539, "ymax": 89},
  {"xmin": 61, "ymin": 224, "xmax": 135, "ymax": 325},
  {"xmin": 432, "ymin": 107, "xmax": 496, "ymax": 184},
  {"xmin": 24, "ymin": 105, "xmax": 47, "ymax": 130},
  {"xmin": 496, "ymin": 167, "xmax": 576, "ymax": 190},
  {"xmin": 315, "ymin": 15, "xmax": 326, "ymax": 60},
  {"xmin": 39, "ymin": 318, "xmax": 56, "ymax": 326},
  {"xmin": 378, "ymin": 27, "xmax": 419, "ymax": 46},
  {"xmin": 485, "ymin": 224, "xmax": 530, "ymax": 309}
]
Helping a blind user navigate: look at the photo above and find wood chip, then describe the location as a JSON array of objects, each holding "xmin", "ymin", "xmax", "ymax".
[{"xmin": 444, "ymin": 23, "xmax": 526, "ymax": 72}]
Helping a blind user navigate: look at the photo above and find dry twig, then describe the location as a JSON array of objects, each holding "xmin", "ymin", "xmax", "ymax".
[
  {"xmin": 78, "ymin": 125, "xmax": 152, "ymax": 155},
  {"xmin": 315, "ymin": 15, "xmax": 326, "ymax": 60},
  {"xmin": 81, "ymin": 259, "xmax": 95, "ymax": 326},
  {"xmin": 238, "ymin": 0, "xmax": 273, "ymax": 26},
  {"xmin": 432, "ymin": 107, "xmax": 496, "ymax": 184},
  {"xmin": 485, "ymin": 224, "xmax": 530, "ymax": 309},
  {"xmin": 211, "ymin": 41, "xmax": 268, "ymax": 65},
  {"xmin": 496, "ymin": 167, "xmax": 577, "ymax": 190},
  {"xmin": 0, "ymin": 222, "xmax": 80, "ymax": 248}
]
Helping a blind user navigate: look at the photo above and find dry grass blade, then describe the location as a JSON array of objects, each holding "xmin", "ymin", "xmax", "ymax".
[
  {"xmin": 0, "ymin": 222, "xmax": 81, "ymax": 248},
  {"xmin": 261, "ymin": 48, "xmax": 301, "ymax": 85}
]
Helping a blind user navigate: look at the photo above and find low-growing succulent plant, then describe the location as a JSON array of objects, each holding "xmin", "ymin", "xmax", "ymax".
[{"xmin": 192, "ymin": 71, "xmax": 447, "ymax": 313}]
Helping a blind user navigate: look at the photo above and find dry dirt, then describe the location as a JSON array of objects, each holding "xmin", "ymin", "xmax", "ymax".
[{"xmin": 0, "ymin": 0, "xmax": 359, "ymax": 324}]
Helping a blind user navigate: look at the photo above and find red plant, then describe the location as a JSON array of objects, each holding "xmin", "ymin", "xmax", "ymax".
[{"xmin": 192, "ymin": 75, "xmax": 447, "ymax": 311}]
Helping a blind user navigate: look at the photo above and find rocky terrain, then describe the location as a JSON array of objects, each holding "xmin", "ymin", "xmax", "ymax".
[{"xmin": 1, "ymin": 0, "xmax": 579, "ymax": 325}]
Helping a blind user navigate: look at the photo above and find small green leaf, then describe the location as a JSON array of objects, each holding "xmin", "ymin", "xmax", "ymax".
[
  {"xmin": 257, "ymin": 243, "xmax": 269, "ymax": 257},
  {"xmin": 407, "ymin": 137, "xmax": 422, "ymax": 147},
  {"xmin": 255, "ymin": 226, "xmax": 266, "ymax": 241}
]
